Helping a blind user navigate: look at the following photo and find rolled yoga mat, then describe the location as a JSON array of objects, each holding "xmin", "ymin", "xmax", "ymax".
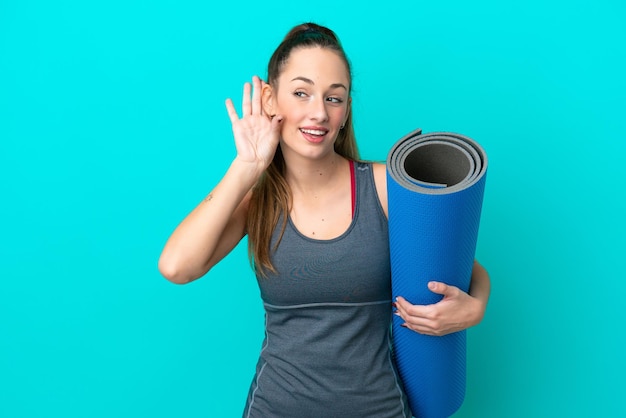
[{"xmin": 387, "ymin": 129, "xmax": 488, "ymax": 418}]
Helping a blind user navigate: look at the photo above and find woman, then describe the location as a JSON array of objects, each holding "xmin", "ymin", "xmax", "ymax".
[{"xmin": 159, "ymin": 22, "xmax": 490, "ymax": 418}]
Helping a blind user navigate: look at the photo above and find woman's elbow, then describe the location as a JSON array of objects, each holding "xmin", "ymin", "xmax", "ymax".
[
  {"xmin": 158, "ymin": 256, "xmax": 203, "ymax": 285},
  {"xmin": 158, "ymin": 260, "xmax": 187, "ymax": 284}
]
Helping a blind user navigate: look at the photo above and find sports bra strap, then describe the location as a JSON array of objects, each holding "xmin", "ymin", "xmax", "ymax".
[{"xmin": 349, "ymin": 160, "xmax": 355, "ymax": 218}]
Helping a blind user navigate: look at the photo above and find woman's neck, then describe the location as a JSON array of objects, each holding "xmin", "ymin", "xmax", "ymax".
[{"xmin": 283, "ymin": 151, "xmax": 348, "ymax": 196}]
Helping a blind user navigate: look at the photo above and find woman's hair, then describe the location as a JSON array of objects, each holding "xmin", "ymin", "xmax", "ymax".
[{"xmin": 247, "ymin": 22, "xmax": 360, "ymax": 277}]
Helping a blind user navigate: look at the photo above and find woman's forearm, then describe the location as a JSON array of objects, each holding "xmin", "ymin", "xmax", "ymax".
[
  {"xmin": 157, "ymin": 158, "xmax": 262, "ymax": 284},
  {"xmin": 468, "ymin": 260, "xmax": 491, "ymax": 325}
]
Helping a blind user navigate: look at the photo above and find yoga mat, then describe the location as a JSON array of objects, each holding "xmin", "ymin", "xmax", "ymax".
[{"xmin": 387, "ymin": 129, "xmax": 488, "ymax": 418}]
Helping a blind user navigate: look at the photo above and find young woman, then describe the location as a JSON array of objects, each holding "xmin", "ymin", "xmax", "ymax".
[{"xmin": 159, "ymin": 22, "xmax": 490, "ymax": 418}]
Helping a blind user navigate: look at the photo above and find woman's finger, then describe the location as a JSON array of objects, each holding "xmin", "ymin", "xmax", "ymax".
[
  {"xmin": 251, "ymin": 76, "xmax": 262, "ymax": 115},
  {"xmin": 241, "ymin": 81, "xmax": 252, "ymax": 116},
  {"xmin": 271, "ymin": 114, "xmax": 283, "ymax": 131},
  {"xmin": 225, "ymin": 98, "xmax": 239, "ymax": 124},
  {"xmin": 395, "ymin": 296, "xmax": 430, "ymax": 318}
]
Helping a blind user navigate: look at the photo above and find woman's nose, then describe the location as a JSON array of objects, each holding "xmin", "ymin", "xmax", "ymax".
[{"xmin": 309, "ymin": 96, "xmax": 329, "ymax": 122}]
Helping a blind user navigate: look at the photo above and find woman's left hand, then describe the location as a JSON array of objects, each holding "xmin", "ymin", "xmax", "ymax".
[{"xmin": 394, "ymin": 281, "xmax": 486, "ymax": 337}]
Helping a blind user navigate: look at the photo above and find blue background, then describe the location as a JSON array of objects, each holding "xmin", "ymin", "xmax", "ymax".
[{"xmin": 1, "ymin": 1, "xmax": 625, "ymax": 416}]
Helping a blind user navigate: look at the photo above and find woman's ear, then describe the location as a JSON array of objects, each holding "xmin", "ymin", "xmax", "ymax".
[
  {"xmin": 343, "ymin": 96, "xmax": 352, "ymax": 127},
  {"xmin": 262, "ymin": 82, "xmax": 274, "ymax": 116}
]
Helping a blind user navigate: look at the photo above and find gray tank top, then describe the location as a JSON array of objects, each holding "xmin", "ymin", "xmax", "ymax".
[{"xmin": 243, "ymin": 162, "xmax": 411, "ymax": 418}]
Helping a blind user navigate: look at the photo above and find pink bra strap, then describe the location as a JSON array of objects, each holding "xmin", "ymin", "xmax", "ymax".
[{"xmin": 349, "ymin": 160, "xmax": 355, "ymax": 218}]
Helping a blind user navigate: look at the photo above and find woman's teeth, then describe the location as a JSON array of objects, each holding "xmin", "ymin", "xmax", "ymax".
[{"xmin": 301, "ymin": 129, "xmax": 326, "ymax": 135}]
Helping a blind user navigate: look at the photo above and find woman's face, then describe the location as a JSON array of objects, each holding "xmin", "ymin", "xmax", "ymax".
[{"xmin": 264, "ymin": 46, "xmax": 351, "ymax": 161}]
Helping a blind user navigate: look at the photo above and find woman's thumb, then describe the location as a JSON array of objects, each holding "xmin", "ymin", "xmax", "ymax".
[{"xmin": 272, "ymin": 115, "xmax": 284, "ymax": 131}]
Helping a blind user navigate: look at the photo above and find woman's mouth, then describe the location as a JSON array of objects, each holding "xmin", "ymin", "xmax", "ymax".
[{"xmin": 300, "ymin": 128, "xmax": 328, "ymax": 143}]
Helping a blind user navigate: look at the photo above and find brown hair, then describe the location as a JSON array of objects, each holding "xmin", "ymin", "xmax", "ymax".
[{"xmin": 247, "ymin": 22, "xmax": 360, "ymax": 277}]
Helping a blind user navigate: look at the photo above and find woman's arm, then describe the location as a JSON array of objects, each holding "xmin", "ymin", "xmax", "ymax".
[
  {"xmin": 158, "ymin": 76, "xmax": 283, "ymax": 284},
  {"xmin": 394, "ymin": 260, "xmax": 491, "ymax": 336},
  {"xmin": 158, "ymin": 162, "xmax": 258, "ymax": 284},
  {"xmin": 372, "ymin": 163, "xmax": 490, "ymax": 335},
  {"xmin": 467, "ymin": 260, "xmax": 490, "ymax": 317}
]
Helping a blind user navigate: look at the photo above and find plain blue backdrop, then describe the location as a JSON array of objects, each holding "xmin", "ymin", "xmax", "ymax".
[{"xmin": 1, "ymin": 1, "xmax": 625, "ymax": 416}]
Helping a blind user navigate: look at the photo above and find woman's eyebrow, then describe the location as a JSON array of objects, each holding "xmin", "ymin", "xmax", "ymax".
[{"xmin": 291, "ymin": 76, "xmax": 347, "ymax": 91}]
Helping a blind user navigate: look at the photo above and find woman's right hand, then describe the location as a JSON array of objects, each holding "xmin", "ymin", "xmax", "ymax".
[
  {"xmin": 225, "ymin": 76, "xmax": 283, "ymax": 172},
  {"xmin": 159, "ymin": 76, "xmax": 281, "ymax": 284}
]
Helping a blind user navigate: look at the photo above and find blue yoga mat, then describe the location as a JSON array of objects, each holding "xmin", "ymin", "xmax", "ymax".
[{"xmin": 386, "ymin": 129, "xmax": 488, "ymax": 418}]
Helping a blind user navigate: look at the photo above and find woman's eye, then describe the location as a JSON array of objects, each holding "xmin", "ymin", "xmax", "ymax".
[
  {"xmin": 294, "ymin": 91, "xmax": 307, "ymax": 98},
  {"xmin": 327, "ymin": 97, "xmax": 343, "ymax": 104}
]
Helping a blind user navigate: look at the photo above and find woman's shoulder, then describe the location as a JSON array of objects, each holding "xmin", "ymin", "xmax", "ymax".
[
  {"xmin": 354, "ymin": 160, "xmax": 386, "ymax": 172},
  {"xmin": 365, "ymin": 161, "xmax": 388, "ymax": 218}
]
